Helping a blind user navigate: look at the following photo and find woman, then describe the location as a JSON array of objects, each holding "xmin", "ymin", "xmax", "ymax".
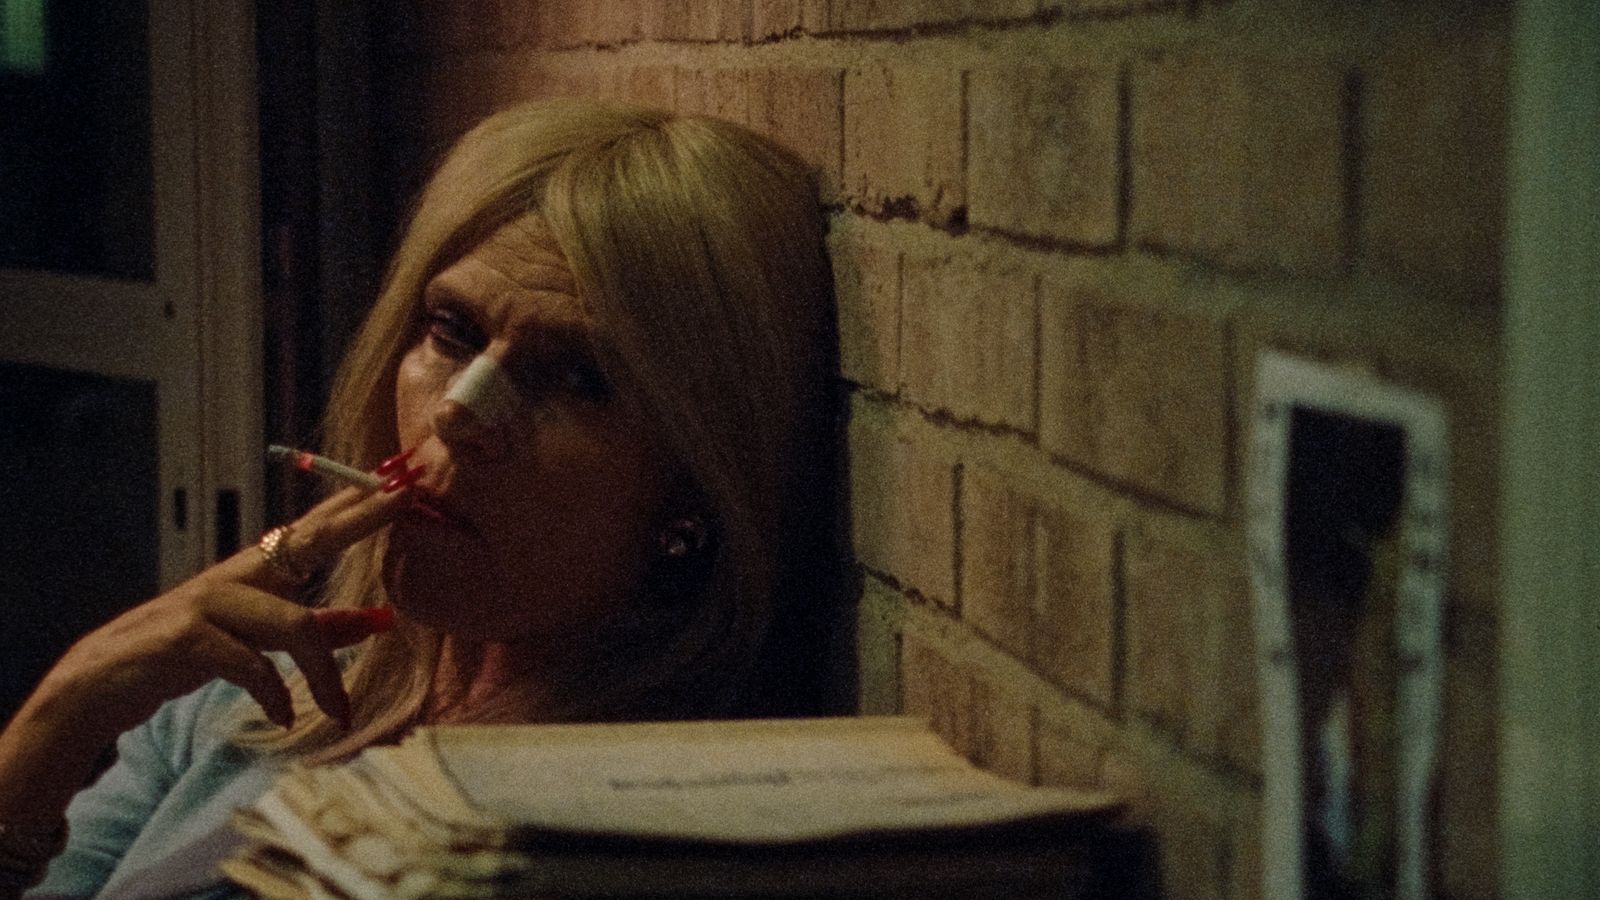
[{"xmin": 0, "ymin": 98, "xmax": 840, "ymax": 898}]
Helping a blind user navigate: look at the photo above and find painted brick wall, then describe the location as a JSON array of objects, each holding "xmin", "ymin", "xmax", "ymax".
[{"xmin": 374, "ymin": 3, "xmax": 1508, "ymax": 897}]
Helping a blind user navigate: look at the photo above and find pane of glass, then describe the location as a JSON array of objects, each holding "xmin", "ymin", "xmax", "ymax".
[
  {"xmin": 0, "ymin": 362, "xmax": 158, "ymax": 724},
  {"xmin": 0, "ymin": 0, "xmax": 154, "ymax": 279}
]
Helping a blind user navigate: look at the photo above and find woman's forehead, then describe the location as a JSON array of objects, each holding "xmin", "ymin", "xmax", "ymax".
[
  {"xmin": 429, "ymin": 219, "xmax": 587, "ymax": 324},
  {"xmin": 462, "ymin": 218, "xmax": 575, "ymax": 290}
]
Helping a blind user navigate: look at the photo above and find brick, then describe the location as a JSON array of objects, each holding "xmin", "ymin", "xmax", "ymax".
[
  {"xmin": 901, "ymin": 252, "xmax": 1036, "ymax": 429},
  {"xmin": 536, "ymin": 0, "xmax": 639, "ymax": 47},
  {"xmin": 960, "ymin": 467, "xmax": 1116, "ymax": 707},
  {"xmin": 832, "ymin": 0, "xmax": 965, "ymax": 30},
  {"xmin": 1101, "ymin": 749, "xmax": 1236, "ymax": 900},
  {"xmin": 643, "ymin": 0, "xmax": 749, "ymax": 41},
  {"xmin": 1034, "ymin": 505, "xmax": 1116, "ymax": 707},
  {"xmin": 721, "ymin": 0, "xmax": 754, "ymax": 41},
  {"xmin": 385, "ymin": 0, "xmax": 538, "ymax": 53},
  {"xmin": 1364, "ymin": 33, "xmax": 1506, "ymax": 299},
  {"xmin": 969, "ymin": 66, "xmax": 1120, "ymax": 246},
  {"xmin": 826, "ymin": 229, "xmax": 899, "ymax": 391},
  {"xmin": 900, "ymin": 633, "xmax": 967, "ymax": 750},
  {"xmin": 1220, "ymin": 599, "xmax": 1261, "ymax": 774},
  {"xmin": 855, "ymin": 578, "xmax": 905, "ymax": 715},
  {"xmin": 618, "ymin": 66, "xmax": 678, "ymax": 111},
  {"xmin": 1061, "ymin": 0, "xmax": 1184, "ymax": 12},
  {"xmin": 1130, "ymin": 55, "xmax": 1345, "ymax": 273},
  {"xmin": 1097, "ymin": 749, "xmax": 1151, "ymax": 818},
  {"xmin": 975, "ymin": 0, "xmax": 1045, "ymax": 21},
  {"xmin": 1039, "ymin": 273, "xmax": 1229, "ymax": 514},
  {"xmin": 849, "ymin": 423, "xmax": 956, "ymax": 604},
  {"xmin": 752, "ymin": 0, "xmax": 829, "ymax": 38},
  {"xmin": 1036, "ymin": 710, "xmax": 1105, "ymax": 790},
  {"xmin": 748, "ymin": 68, "xmax": 844, "ymax": 199},
  {"xmin": 1150, "ymin": 794, "xmax": 1231, "ymax": 900},
  {"xmin": 902, "ymin": 633, "xmax": 1035, "ymax": 781},
  {"xmin": 1124, "ymin": 531, "xmax": 1191, "ymax": 738},
  {"xmin": 1125, "ymin": 528, "xmax": 1257, "ymax": 766},
  {"xmin": 829, "ymin": 0, "xmax": 1038, "ymax": 31},
  {"xmin": 968, "ymin": 671, "xmax": 1036, "ymax": 782},
  {"xmin": 530, "ymin": 65, "xmax": 613, "ymax": 101},
  {"xmin": 535, "ymin": 0, "xmax": 580, "ymax": 47},
  {"xmin": 674, "ymin": 68, "xmax": 750, "ymax": 123},
  {"xmin": 843, "ymin": 65, "xmax": 964, "ymax": 225},
  {"xmin": 959, "ymin": 466, "xmax": 1036, "ymax": 660}
]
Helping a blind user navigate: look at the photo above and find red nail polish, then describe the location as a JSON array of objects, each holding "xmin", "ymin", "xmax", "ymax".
[
  {"xmin": 375, "ymin": 448, "xmax": 417, "ymax": 476},
  {"xmin": 409, "ymin": 499, "xmax": 447, "ymax": 522},
  {"xmin": 381, "ymin": 464, "xmax": 427, "ymax": 493},
  {"xmin": 313, "ymin": 607, "xmax": 396, "ymax": 645},
  {"xmin": 363, "ymin": 607, "xmax": 396, "ymax": 632}
]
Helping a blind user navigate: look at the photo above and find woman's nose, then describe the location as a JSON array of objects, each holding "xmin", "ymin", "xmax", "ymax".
[
  {"xmin": 431, "ymin": 398, "xmax": 508, "ymax": 460},
  {"xmin": 432, "ymin": 354, "xmax": 519, "ymax": 460}
]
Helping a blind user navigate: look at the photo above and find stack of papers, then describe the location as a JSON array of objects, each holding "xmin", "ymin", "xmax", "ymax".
[{"xmin": 223, "ymin": 716, "xmax": 1123, "ymax": 899}]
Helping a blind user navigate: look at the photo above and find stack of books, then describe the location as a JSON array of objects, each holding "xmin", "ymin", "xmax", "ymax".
[{"xmin": 223, "ymin": 716, "xmax": 1132, "ymax": 899}]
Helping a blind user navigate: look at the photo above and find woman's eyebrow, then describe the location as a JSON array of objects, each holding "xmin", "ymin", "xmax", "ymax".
[
  {"xmin": 508, "ymin": 314, "xmax": 598, "ymax": 345},
  {"xmin": 423, "ymin": 280, "xmax": 599, "ymax": 343},
  {"xmin": 421, "ymin": 279, "xmax": 469, "ymax": 307}
]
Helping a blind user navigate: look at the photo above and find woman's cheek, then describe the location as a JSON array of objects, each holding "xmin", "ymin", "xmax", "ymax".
[{"xmin": 394, "ymin": 346, "xmax": 444, "ymax": 444}]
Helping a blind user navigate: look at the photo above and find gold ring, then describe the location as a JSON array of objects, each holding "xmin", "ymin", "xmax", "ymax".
[{"xmin": 258, "ymin": 525, "xmax": 310, "ymax": 583}]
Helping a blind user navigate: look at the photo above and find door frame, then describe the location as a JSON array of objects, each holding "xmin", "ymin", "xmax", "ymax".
[
  {"xmin": 193, "ymin": 0, "xmax": 265, "ymax": 567},
  {"xmin": 1500, "ymin": 2, "xmax": 1600, "ymax": 895},
  {"xmin": 0, "ymin": 0, "xmax": 261, "ymax": 586}
]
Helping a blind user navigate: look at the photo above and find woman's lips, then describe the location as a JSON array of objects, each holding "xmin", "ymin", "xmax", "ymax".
[{"xmin": 406, "ymin": 486, "xmax": 473, "ymax": 531}]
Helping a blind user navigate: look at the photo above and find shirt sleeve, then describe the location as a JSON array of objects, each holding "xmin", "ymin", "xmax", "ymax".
[{"xmin": 26, "ymin": 699, "xmax": 185, "ymax": 899}]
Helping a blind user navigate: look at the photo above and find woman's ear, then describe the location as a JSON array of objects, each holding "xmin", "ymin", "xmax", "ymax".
[{"xmin": 656, "ymin": 516, "xmax": 708, "ymax": 559}]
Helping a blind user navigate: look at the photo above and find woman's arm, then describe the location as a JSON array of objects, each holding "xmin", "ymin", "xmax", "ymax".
[{"xmin": 0, "ymin": 482, "xmax": 416, "ymax": 896}]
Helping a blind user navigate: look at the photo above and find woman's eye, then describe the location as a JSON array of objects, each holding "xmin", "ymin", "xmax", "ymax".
[
  {"xmin": 517, "ymin": 354, "xmax": 611, "ymax": 404},
  {"xmin": 424, "ymin": 308, "xmax": 484, "ymax": 356},
  {"xmin": 561, "ymin": 359, "xmax": 611, "ymax": 402}
]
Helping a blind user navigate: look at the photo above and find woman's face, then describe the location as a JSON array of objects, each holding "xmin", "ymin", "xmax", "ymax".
[{"xmin": 385, "ymin": 217, "xmax": 675, "ymax": 642}]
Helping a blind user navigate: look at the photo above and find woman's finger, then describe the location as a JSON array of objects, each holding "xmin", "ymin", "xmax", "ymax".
[
  {"xmin": 193, "ymin": 624, "xmax": 296, "ymax": 728},
  {"xmin": 312, "ymin": 481, "xmax": 431, "ymax": 550},
  {"xmin": 312, "ymin": 607, "xmax": 396, "ymax": 647},
  {"xmin": 198, "ymin": 586, "xmax": 354, "ymax": 727},
  {"xmin": 239, "ymin": 487, "xmax": 416, "ymax": 593},
  {"xmin": 285, "ymin": 633, "xmax": 351, "ymax": 729}
]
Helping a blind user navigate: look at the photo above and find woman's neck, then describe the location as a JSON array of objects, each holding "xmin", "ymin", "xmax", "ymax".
[{"xmin": 422, "ymin": 636, "xmax": 551, "ymax": 723}]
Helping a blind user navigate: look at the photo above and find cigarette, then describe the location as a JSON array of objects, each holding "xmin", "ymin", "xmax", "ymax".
[{"xmin": 267, "ymin": 445, "xmax": 382, "ymax": 489}]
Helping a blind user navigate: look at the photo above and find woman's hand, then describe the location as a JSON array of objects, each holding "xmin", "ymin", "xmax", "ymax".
[
  {"xmin": 0, "ymin": 481, "xmax": 418, "ymax": 835},
  {"xmin": 30, "ymin": 483, "xmax": 415, "ymax": 743}
]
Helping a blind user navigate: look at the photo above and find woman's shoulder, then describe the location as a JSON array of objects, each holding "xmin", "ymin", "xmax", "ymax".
[{"xmin": 32, "ymin": 679, "xmax": 284, "ymax": 899}]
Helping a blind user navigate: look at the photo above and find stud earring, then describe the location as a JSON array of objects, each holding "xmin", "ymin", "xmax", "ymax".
[{"xmin": 658, "ymin": 517, "xmax": 708, "ymax": 559}]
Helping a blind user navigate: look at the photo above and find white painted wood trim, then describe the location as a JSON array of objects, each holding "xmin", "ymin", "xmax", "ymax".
[
  {"xmin": 193, "ymin": 0, "xmax": 265, "ymax": 559},
  {"xmin": 1501, "ymin": 3, "xmax": 1600, "ymax": 896}
]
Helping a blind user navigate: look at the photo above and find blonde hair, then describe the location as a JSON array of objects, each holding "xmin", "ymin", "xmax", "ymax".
[{"xmin": 243, "ymin": 99, "xmax": 839, "ymax": 762}]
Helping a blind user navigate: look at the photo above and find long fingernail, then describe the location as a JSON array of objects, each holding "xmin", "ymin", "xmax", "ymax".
[
  {"xmin": 375, "ymin": 448, "xmax": 417, "ymax": 476},
  {"xmin": 363, "ymin": 607, "xmax": 396, "ymax": 633},
  {"xmin": 313, "ymin": 607, "xmax": 396, "ymax": 645},
  {"xmin": 381, "ymin": 464, "xmax": 427, "ymax": 493},
  {"xmin": 409, "ymin": 499, "xmax": 447, "ymax": 522}
]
